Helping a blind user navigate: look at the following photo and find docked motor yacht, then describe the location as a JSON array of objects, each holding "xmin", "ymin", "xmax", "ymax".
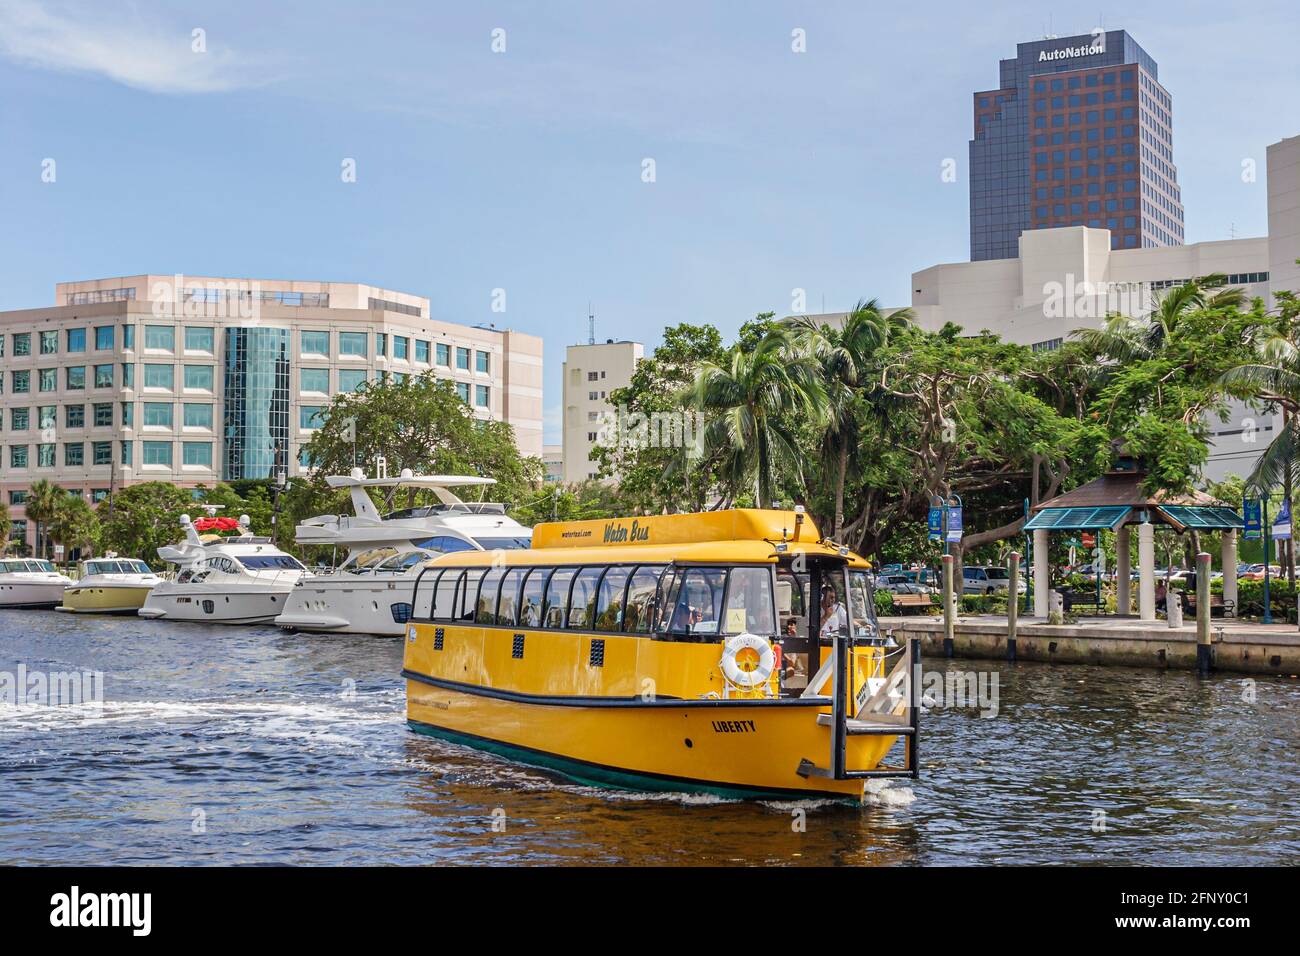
[
  {"xmin": 0, "ymin": 558, "xmax": 73, "ymax": 609},
  {"xmin": 274, "ymin": 469, "xmax": 532, "ymax": 637},
  {"xmin": 58, "ymin": 556, "xmax": 162, "ymax": 614},
  {"xmin": 139, "ymin": 514, "xmax": 309, "ymax": 624}
]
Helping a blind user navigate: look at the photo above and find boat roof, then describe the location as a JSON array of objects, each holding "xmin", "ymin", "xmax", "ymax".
[
  {"xmin": 324, "ymin": 471, "xmax": 497, "ymax": 490},
  {"xmin": 422, "ymin": 510, "xmax": 869, "ymax": 569}
]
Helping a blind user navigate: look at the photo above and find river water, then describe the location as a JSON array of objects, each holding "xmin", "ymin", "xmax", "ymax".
[{"xmin": 1, "ymin": 609, "xmax": 1295, "ymax": 865}]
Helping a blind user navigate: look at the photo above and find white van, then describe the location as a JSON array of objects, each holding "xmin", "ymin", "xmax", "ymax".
[{"xmin": 962, "ymin": 566, "xmax": 1022, "ymax": 595}]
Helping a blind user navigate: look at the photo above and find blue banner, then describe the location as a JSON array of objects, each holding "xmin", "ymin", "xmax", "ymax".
[
  {"xmin": 1273, "ymin": 499, "xmax": 1292, "ymax": 541},
  {"xmin": 1243, "ymin": 499, "xmax": 1262, "ymax": 540},
  {"xmin": 927, "ymin": 507, "xmax": 943, "ymax": 540},
  {"xmin": 946, "ymin": 506, "xmax": 963, "ymax": 543}
]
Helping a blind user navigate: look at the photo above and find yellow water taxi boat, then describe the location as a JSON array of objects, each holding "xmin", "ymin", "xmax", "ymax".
[
  {"xmin": 403, "ymin": 509, "xmax": 919, "ymax": 802},
  {"xmin": 58, "ymin": 557, "xmax": 162, "ymax": 614}
]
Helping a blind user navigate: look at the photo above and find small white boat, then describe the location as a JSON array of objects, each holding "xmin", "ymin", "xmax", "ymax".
[
  {"xmin": 0, "ymin": 558, "xmax": 73, "ymax": 608},
  {"xmin": 57, "ymin": 557, "xmax": 163, "ymax": 614},
  {"xmin": 275, "ymin": 468, "xmax": 532, "ymax": 637},
  {"xmin": 139, "ymin": 514, "xmax": 310, "ymax": 624}
]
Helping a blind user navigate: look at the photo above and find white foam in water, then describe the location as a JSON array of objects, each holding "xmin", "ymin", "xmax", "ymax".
[
  {"xmin": 0, "ymin": 696, "xmax": 401, "ymax": 747},
  {"xmin": 863, "ymin": 778, "xmax": 916, "ymax": 807}
]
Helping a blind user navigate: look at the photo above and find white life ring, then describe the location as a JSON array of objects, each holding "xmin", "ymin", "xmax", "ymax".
[{"xmin": 720, "ymin": 633, "xmax": 775, "ymax": 688}]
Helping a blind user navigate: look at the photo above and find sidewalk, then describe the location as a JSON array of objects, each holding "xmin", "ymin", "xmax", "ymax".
[{"xmin": 879, "ymin": 613, "xmax": 1300, "ymax": 675}]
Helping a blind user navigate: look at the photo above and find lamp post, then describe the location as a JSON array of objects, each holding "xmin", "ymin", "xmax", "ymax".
[{"xmin": 1263, "ymin": 496, "xmax": 1273, "ymax": 625}]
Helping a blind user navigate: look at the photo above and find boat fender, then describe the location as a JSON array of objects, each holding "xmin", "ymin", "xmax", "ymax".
[{"xmin": 719, "ymin": 633, "xmax": 775, "ymax": 688}]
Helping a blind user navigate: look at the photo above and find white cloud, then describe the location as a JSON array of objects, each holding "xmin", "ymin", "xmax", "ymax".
[{"xmin": 0, "ymin": 0, "xmax": 266, "ymax": 94}]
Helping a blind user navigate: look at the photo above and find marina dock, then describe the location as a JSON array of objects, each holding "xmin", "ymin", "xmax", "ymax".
[{"xmin": 885, "ymin": 614, "xmax": 1300, "ymax": 675}]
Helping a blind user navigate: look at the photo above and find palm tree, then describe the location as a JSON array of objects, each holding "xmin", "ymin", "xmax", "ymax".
[
  {"xmin": 48, "ymin": 495, "xmax": 99, "ymax": 564},
  {"xmin": 0, "ymin": 500, "xmax": 9, "ymax": 556},
  {"xmin": 786, "ymin": 299, "xmax": 910, "ymax": 540},
  {"xmin": 689, "ymin": 328, "xmax": 827, "ymax": 509},
  {"xmin": 24, "ymin": 479, "xmax": 63, "ymax": 561}
]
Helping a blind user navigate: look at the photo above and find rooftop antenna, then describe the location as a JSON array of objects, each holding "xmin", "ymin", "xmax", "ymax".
[
  {"xmin": 587, "ymin": 302, "xmax": 595, "ymax": 345},
  {"xmin": 1229, "ymin": 221, "xmax": 1237, "ymax": 239}
]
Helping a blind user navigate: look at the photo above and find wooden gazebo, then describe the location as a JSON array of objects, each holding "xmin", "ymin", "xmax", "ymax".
[{"xmin": 1023, "ymin": 468, "xmax": 1243, "ymax": 620}]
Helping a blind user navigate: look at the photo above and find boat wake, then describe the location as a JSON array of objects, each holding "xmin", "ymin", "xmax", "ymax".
[{"xmin": 0, "ymin": 693, "xmax": 405, "ymax": 755}]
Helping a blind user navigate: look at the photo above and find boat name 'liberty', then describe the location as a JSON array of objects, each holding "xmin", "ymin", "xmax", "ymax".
[{"xmin": 711, "ymin": 720, "xmax": 757, "ymax": 733}]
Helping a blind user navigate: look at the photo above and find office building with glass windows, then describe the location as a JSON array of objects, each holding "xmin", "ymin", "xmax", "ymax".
[
  {"xmin": 970, "ymin": 30, "xmax": 1184, "ymax": 261},
  {"xmin": 0, "ymin": 275, "xmax": 543, "ymax": 552}
]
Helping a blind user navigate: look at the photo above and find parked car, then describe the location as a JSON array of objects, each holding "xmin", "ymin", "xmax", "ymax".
[
  {"xmin": 876, "ymin": 574, "xmax": 933, "ymax": 595},
  {"xmin": 1241, "ymin": 564, "xmax": 1282, "ymax": 580},
  {"xmin": 901, "ymin": 569, "xmax": 938, "ymax": 589},
  {"xmin": 962, "ymin": 565, "xmax": 1023, "ymax": 595}
]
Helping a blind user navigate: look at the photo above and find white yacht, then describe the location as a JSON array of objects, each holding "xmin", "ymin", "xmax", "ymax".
[
  {"xmin": 274, "ymin": 469, "xmax": 532, "ymax": 637},
  {"xmin": 0, "ymin": 558, "xmax": 73, "ymax": 608},
  {"xmin": 57, "ymin": 556, "xmax": 162, "ymax": 614},
  {"xmin": 139, "ymin": 514, "xmax": 310, "ymax": 624}
]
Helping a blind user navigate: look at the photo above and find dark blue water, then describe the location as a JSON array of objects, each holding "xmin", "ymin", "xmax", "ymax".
[{"xmin": 1, "ymin": 609, "xmax": 1296, "ymax": 865}]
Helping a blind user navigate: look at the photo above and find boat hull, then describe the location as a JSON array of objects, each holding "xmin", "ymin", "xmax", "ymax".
[
  {"xmin": 58, "ymin": 585, "xmax": 155, "ymax": 614},
  {"xmin": 405, "ymin": 672, "xmax": 897, "ymax": 802},
  {"xmin": 0, "ymin": 582, "xmax": 69, "ymax": 609},
  {"xmin": 276, "ymin": 579, "xmax": 411, "ymax": 636},
  {"xmin": 139, "ymin": 587, "xmax": 294, "ymax": 624}
]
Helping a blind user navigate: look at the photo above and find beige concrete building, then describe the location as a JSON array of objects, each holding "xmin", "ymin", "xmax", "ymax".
[
  {"xmin": 561, "ymin": 339, "xmax": 644, "ymax": 483},
  {"xmin": 1, "ymin": 274, "xmax": 542, "ymax": 552}
]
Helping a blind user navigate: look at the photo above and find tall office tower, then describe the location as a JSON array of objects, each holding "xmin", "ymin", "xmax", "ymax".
[{"xmin": 969, "ymin": 30, "xmax": 1184, "ymax": 261}]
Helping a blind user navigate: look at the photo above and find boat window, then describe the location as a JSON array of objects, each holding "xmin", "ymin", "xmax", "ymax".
[
  {"xmin": 658, "ymin": 567, "xmax": 727, "ymax": 637},
  {"xmin": 846, "ymin": 569, "xmax": 879, "ymax": 640},
  {"xmin": 36, "ymin": 560, "xmax": 57, "ymax": 573},
  {"xmin": 593, "ymin": 566, "xmax": 631, "ymax": 631},
  {"xmin": 566, "ymin": 567, "xmax": 604, "ymax": 629},
  {"xmin": 518, "ymin": 567, "xmax": 549, "ymax": 627},
  {"xmin": 475, "ymin": 569, "xmax": 506, "ymax": 623},
  {"xmin": 376, "ymin": 550, "xmax": 435, "ymax": 573},
  {"xmin": 819, "ymin": 575, "xmax": 848, "ymax": 640},
  {"xmin": 474, "ymin": 536, "xmax": 531, "ymax": 550},
  {"xmin": 623, "ymin": 564, "xmax": 668, "ymax": 633},
  {"xmin": 348, "ymin": 547, "xmax": 399, "ymax": 573},
  {"xmin": 413, "ymin": 535, "xmax": 477, "ymax": 553},
  {"xmin": 431, "ymin": 570, "xmax": 462, "ymax": 620},
  {"xmin": 721, "ymin": 567, "xmax": 776, "ymax": 636},
  {"xmin": 458, "ymin": 570, "xmax": 485, "ymax": 622},
  {"xmin": 542, "ymin": 567, "xmax": 576, "ymax": 628},
  {"xmin": 496, "ymin": 568, "xmax": 525, "ymax": 626},
  {"xmin": 414, "ymin": 569, "xmax": 441, "ymax": 620},
  {"xmin": 237, "ymin": 555, "xmax": 305, "ymax": 571}
]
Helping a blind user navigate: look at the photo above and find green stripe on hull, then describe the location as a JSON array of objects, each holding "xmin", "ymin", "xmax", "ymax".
[{"xmin": 407, "ymin": 718, "xmax": 856, "ymax": 803}]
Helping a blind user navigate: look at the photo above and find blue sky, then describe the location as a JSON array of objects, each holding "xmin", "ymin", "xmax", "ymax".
[{"xmin": 0, "ymin": 1, "xmax": 1296, "ymax": 443}]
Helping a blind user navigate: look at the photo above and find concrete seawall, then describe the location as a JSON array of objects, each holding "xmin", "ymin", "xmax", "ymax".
[{"xmin": 887, "ymin": 616, "xmax": 1300, "ymax": 675}]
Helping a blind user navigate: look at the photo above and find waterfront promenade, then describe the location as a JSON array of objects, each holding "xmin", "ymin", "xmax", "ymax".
[{"xmin": 883, "ymin": 614, "xmax": 1300, "ymax": 675}]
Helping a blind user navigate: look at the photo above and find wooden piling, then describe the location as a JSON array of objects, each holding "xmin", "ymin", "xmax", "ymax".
[
  {"xmin": 942, "ymin": 553, "xmax": 954, "ymax": 658},
  {"xmin": 1196, "ymin": 551, "xmax": 1212, "ymax": 675}
]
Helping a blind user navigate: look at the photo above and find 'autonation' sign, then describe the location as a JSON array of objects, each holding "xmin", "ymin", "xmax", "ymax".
[{"xmin": 1038, "ymin": 42, "xmax": 1104, "ymax": 62}]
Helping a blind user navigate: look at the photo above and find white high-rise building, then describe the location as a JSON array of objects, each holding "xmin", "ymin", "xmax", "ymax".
[{"xmin": 561, "ymin": 339, "xmax": 643, "ymax": 483}]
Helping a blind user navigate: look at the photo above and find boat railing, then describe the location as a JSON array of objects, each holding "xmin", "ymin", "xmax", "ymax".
[{"xmin": 798, "ymin": 634, "xmax": 920, "ymax": 783}]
